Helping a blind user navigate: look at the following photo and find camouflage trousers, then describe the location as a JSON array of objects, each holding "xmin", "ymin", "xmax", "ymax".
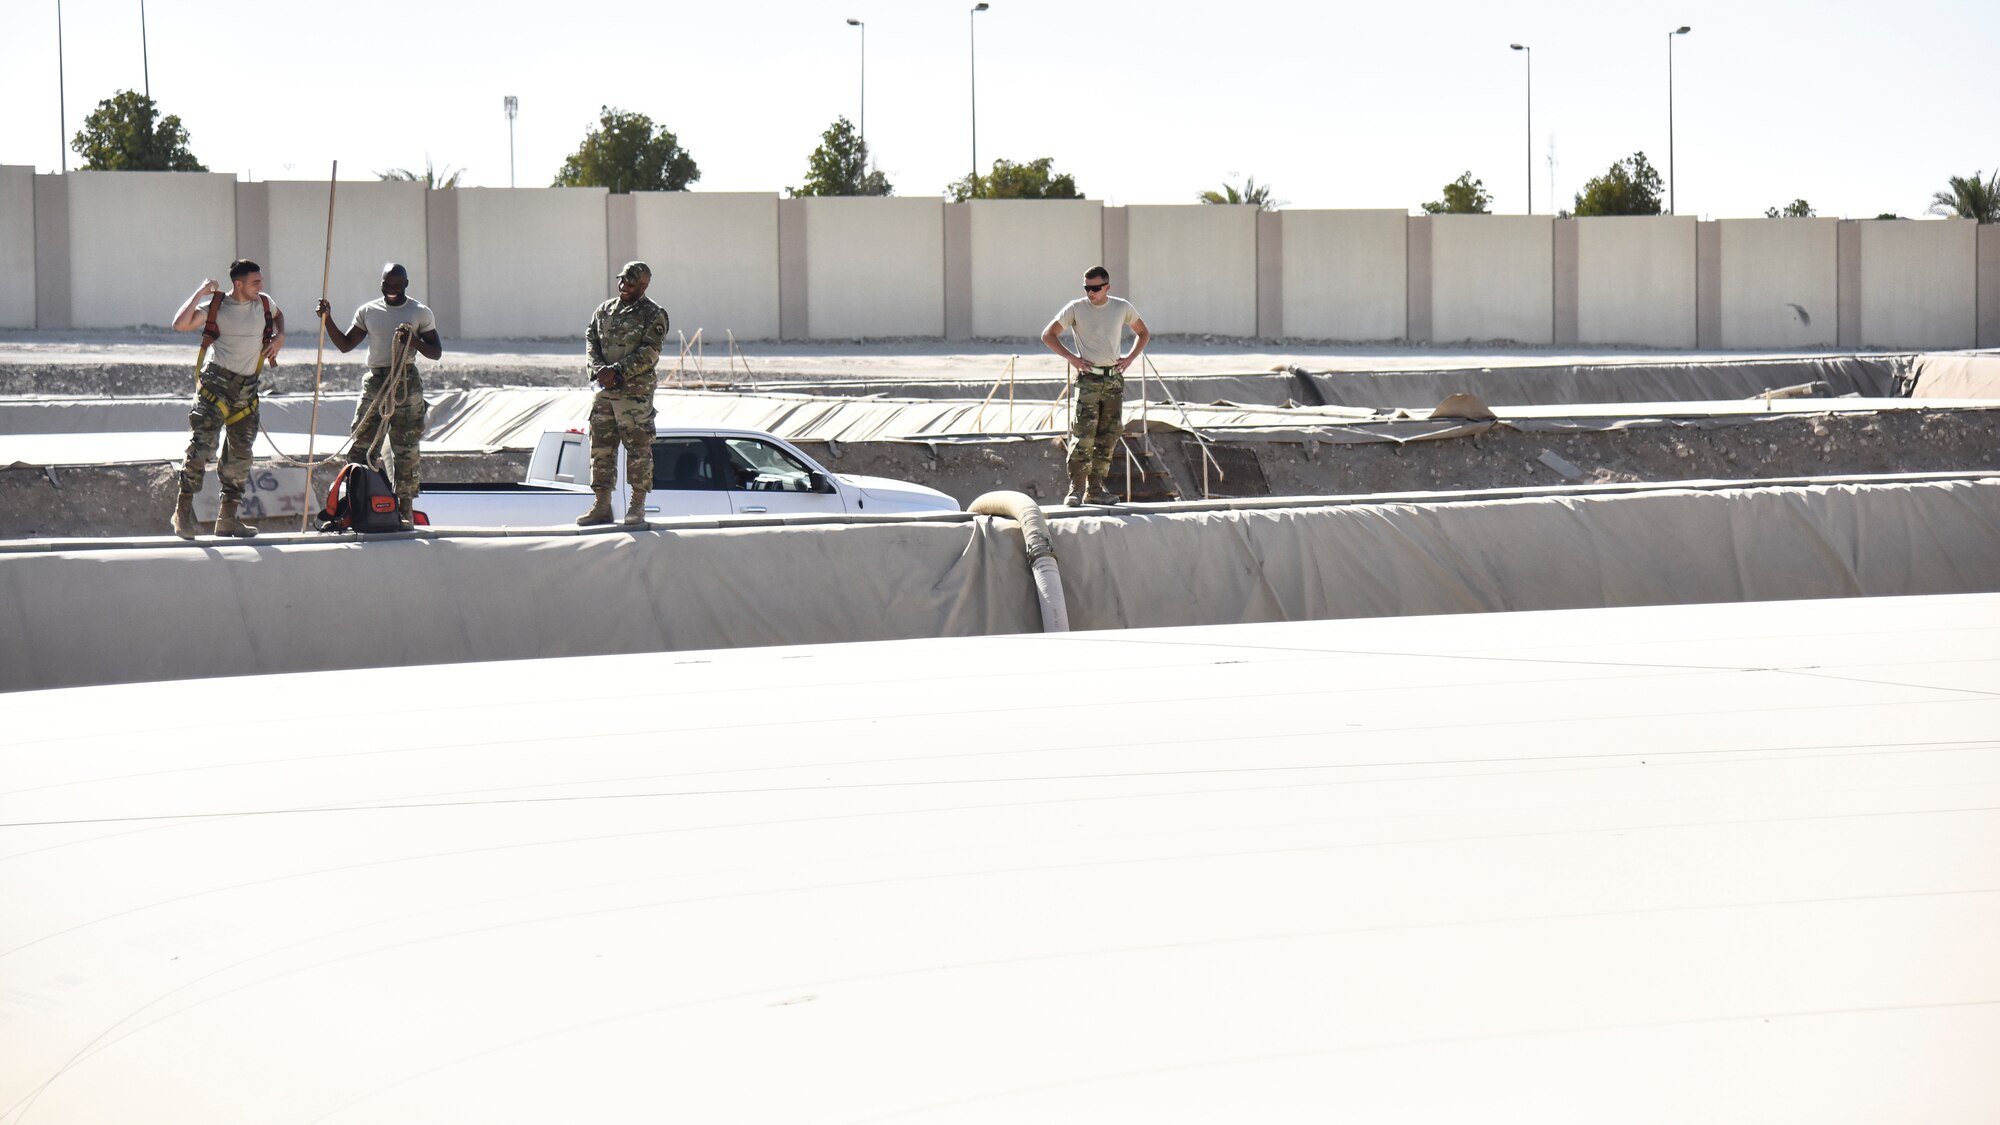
[
  {"xmin": 179, "ymin": 362, "xmax": 260, "ymax": 500},
  {"xmin": 589, "ymin": 391, "xmax": 657, "ymax": 490},
  {"xmin": 349, "ymin": 366, "xmax": 428, "ymax": 499},
  {"xmin": 1066, "ymin": 367, "xmax": 1125, "ymax": 484}
]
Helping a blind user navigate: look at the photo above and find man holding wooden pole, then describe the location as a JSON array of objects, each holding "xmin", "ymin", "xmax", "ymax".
[{"xmin": 316, "ymin": 263, "xmax": 444, "ymax": 530}]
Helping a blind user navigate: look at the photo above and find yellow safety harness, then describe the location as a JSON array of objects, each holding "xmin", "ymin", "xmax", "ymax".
[{"xmin": 193, "ymin": 291, "xmax": 277, "ymax": 425}]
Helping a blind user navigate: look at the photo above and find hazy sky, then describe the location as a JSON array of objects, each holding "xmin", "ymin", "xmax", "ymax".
[{"xmin": 4, "ymin": 0, "xmax": 1995, "ymax": 220}]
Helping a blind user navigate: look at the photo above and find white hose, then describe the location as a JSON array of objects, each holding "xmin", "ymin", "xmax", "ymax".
[{"xmin": 968, "ymin": 490, "xmax": 1069, "ymax": 633}]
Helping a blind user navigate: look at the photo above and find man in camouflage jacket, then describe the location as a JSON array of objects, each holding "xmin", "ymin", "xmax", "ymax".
[{"xmin": 578, "ymin": 261, "xmax": 670, "ymax": 526}]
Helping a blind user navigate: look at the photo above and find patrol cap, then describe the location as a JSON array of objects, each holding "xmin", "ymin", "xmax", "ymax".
[{"xmin": 618, "ymin": 261, "xmax": 652, "ymax": 281}]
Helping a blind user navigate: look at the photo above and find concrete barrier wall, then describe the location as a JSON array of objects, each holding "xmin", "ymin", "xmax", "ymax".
[
  {"xmin": 1127, "ymin": 205, "xmax": 1258, "ymax": 336},
  {"xmin": 0, "ymin": 167, "xmax": 33, "ymax": 329},
  {"xmin": 1577, "ymin": 216, "xmax": 1697, "ymax": 348},
  {"xmin": 11, "ymin": 173, "xmax": 1997, "ymax": 346},
  {"xmin": 455, "ymin": 187, "xmax": 609, "ymax": 340},
  {"xmin": 1859, "ymin": 219, "xmax": 1976, "ymax": 349},
  {"xmin": 968, "ymin": 200, "xmax": 1104, "ymax": 341},
  {"xmin": 68, "ymin": 171, "xmax": 236, "ymax": 329},
  {"xmin": 636, "ymin": 192, "xmax": 780, "ymax": 343},
  {"xmin": 1982, "ymin": 226, "xmax": 2000, "ymax": 349},
  {"xmin": 803, "ymin": 196, "xmax": 945, "ymax": 339},
  {"xmin": 1280, "ymin": 210, "xmax": 1407, "ymax": 341},
  {"xmin": 267, "ymin": 180, "xmax": 431, "ymax": 325},
  {"xmin": 1718, "ymin": 218, "xmax": 1838, "ymax": 348},
  {"xmin": 1430, "ymin": 215, "xmax": 1553, "ymax": 344}
]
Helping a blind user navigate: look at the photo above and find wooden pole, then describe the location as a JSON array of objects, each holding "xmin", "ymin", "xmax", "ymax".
[{"xmin": 301, "ymin": 161, "xmax": 336, "ymax": 531}]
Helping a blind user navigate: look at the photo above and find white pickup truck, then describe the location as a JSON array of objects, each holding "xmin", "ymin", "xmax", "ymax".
[{"xmin": 414, "ymin": 427, "xmax": 958, "ymax": 528}]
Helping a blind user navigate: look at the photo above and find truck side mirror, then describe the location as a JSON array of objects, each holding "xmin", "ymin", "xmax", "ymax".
[{"xmin": 807, "ymin": 471, "xmax": 834, "ymax": 493}]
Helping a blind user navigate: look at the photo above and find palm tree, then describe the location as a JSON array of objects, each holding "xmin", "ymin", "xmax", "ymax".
[
  {"xmin": 1198, "ymin": 175, "xmax": 1282, "ymax": 210},
  {"xmin": 377, "ymin": 158, "xmax": 463, "ymax": 189},
  {"xmin": 1928, "ymin": 170, "xmax": 1999, "ymax": 223}
]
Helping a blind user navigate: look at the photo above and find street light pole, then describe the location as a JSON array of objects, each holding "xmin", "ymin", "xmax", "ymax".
[
  {"xmin": 56, "ymin": 0, "xmax": 67, "ymax": 173},
  {"xmin": 969, "ymin": 2, "xmax": 988, "ymax": 196},
  {"xmin": 846, "ymin": 18, "xmax": 865, "ymax": 154},
  {"xmin": 503, "ymin": 96, "xmax": 518, "ymax": 188},
  {"xmin": 1668, "ymin": 25, "xmax": 1690, "ymax": 215},
  {"xmin": 1510, "ymin": 43, "xmax": 1531, "ymax": 214},
  {"xmin": 140, "ymin": 0, "xmax": 150, "ymax": 99}
]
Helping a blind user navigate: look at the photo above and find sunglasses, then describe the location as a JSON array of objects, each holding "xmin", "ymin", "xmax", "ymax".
[{"xmin": 1083, "ymin": 282, "xmax": 1108, "ymax": 293}]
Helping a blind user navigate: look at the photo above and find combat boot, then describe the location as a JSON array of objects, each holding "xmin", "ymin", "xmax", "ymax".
[
  {"xmin": 623, "ymin": 489, "xmax": 649, "ymax": 526},
  {"xmin": 1086, "ymin": 478, "xmax": 1122, "ymax": 506},
  {"xmin": 214, "ymin": 499, "xmax": 259, "ymax": 537},
  {"xmin": 576, "ymin": 488, "xmax": 614, "ymax": 526},
  {"xmin": 396, "ymin": 496, "xmax": 415, "ymax": 531},
  {"xmin": 1063, "ymin": 470, "xmax": 1088, "ymax": 507},
  {"xmin": 170, "ymin": 491, "xmax": 198, "ymax": 539}
]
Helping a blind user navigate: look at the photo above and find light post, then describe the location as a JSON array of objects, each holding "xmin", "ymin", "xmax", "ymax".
[
  {"xmin": 140, "ymin": 0, "xmax": 150, "ymax": 98},
  {"xmin": 56, "ymin": 0, "xmax": 67, "ymax": 173},
  {"xmin": 969, "ymin": 2, "xmax": 988, "ymax": 195},
  {"xmin": 1509, "ymin": 43, "xmax": 1530, "ymax": 214},
  {"xmin": 503, "ymin": 96, "xmax": 518, "ymax": 188},
  {"xmin": 846, "ymin": 18, "xmax": 865, "ymax": 154},
  {"xmin": 1668, "ymin": 25, "xmax": 1689, "ymax": 215}
]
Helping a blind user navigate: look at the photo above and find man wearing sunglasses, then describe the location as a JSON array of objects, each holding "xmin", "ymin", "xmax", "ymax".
[{"xmin": 1041, "ymin": 265, "xmax": 1150, "ymax": 505}]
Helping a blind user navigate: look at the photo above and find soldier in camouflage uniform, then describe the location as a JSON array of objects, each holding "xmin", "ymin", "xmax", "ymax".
[
  {"xmin": 578, "ymin": 261, "xmax": 670, "ymax": 526},
  {"xmin": 1041, "ymin": 265, "xmax": 1151, "ymax": 505},
  {"xmin": 316, "ymin": 263, "xmax": 444, "ymax": 530},
  {"xmin": 167, "ymin": 260, "xmax": 287, "ymax": 538}
]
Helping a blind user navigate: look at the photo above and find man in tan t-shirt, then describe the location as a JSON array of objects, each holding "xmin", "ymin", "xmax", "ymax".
[
  {"xmin": 316, "ymin": 263, "xmax": 444, "ymax": 530},
  {"xmin": 168, "ymin": 259, "xmax": 286, "ymax": 538},
  {"xmin": 1041, "ymin": 265, "xmax": 1150, "ymax": 505}
]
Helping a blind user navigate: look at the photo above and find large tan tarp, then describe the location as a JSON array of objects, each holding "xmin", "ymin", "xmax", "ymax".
[
  {"xmin": 418, "ymin": 388, "xmax": 1991, "ymax": 453},
  {"xmin": 1908, "ymin": 353, "xmax": 2000, "ymax": 398},
  {"xmin": 3, "ymin": 476, "xmax": 1996, "ymax": 692},
  {"xmin": 7, "ymin": 594, "xmax": 1996, "ymax": 1122}
]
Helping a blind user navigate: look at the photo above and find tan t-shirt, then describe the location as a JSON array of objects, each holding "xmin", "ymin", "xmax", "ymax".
[
  {"xmin": 206, "ymin": 293, "xmax": 276, "ymax": 376},
  {"xmin": 1054, "ymin": 295, "xmax": 1139, "ymax": 367},
  {"xmin": 350, "ymin": 296, "xmax": 436, "ymax": 368}
]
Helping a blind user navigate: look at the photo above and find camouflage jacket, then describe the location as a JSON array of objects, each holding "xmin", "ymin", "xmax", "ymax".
[{"xmin": 585, "ymin": 294, "xmax": 669, "ymax": 394}]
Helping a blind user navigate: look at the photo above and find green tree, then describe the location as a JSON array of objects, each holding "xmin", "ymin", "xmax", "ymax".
[
  {"xmin": 1928, "ymin": 170, "xmax": 2000, "ymax": 223},
  {"xmin": 1764, "ymin": 198, "xmax": 1814, "ymax": 218},
  {"xmin": 1197, "ymin": 175, "xmax": 1282, "ymax": 210},
  {"xmin": 788, "ymin": 117, "xmax": 891, "ymax": 197},
  {"xmin": 1421, "ymin": 171, "xmax": 1491, "ymax": 214},
  {"xmin": 70, "ymin": 90, "xmax": 206, "ymax": 171},
  {"xmin": 945, "ymin": 156, "xmax": 1081, "ymax": 202},
  {"xmin": 1571, "ymin": 151, "xmax": 1664, "ymax": 216},
  {"xmin": 377, "ymin": 158, "xmax": 462, "ymax": 189},
  {"xmin": 1874, "ymin": 212, "xmax": 1906, "ymax": 220},
  {"xmin": 553, "ymin": 106, "xmax": 699, "ymax": 194}
]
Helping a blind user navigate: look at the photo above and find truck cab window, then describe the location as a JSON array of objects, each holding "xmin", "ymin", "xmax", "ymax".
[
  {"xmin": 553, "ymin": 439, "xmax": 585, "ymax": 485},
  {"xmin": 723, "ymin": 438, "xmax": 822, "ymax": 492},
  {"xmin": 653, "ymin": 438, "xmax": 716, "ymax": 490}
]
